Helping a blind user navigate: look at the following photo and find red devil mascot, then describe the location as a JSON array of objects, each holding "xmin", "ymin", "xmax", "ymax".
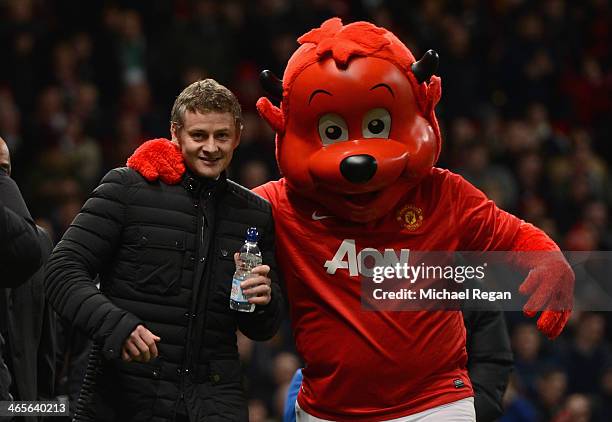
[{"xmin": 128, "ymin": 18, "xmax": 574, "ymax": 421}]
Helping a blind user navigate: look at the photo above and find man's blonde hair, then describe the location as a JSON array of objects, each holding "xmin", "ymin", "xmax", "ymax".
[{"xmin": 170, "ymin": 79, "xmax": 243, "ymax": 129}]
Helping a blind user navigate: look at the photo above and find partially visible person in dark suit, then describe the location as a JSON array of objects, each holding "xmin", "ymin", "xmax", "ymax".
[
  {"xmin": 0, "ymin": 137, "xmax": 42, "ymax": 285},
  {"xmin": 462, "ymin": 303, "xmax": 514, "ymax": 421},
  {"xmin": 1, "ymin": 226, "xmax": 57, "ymax": 406},
  {"xmin": 1, "ymin": 136, "xmax": 43, "ymax": 404},
  {"xmin": 0, "ymin": 137, "xmax": 57, "ymax": 421}
]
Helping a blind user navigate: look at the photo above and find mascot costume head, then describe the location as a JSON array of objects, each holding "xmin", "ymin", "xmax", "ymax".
[{"xmin": 257, "ymin": 17, "xmax": 442, "ymax": 222}]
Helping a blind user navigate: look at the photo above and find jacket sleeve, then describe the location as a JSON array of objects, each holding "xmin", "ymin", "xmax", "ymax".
[
  {"xmin": 463, "ymin": 302, "xmax": 513, "ymax": 422},
  {"xmin": 44, "ymin": 168, "xmax": 144, "ymax": 360},
  {"xmin": 0, "ymin": 200, "xmax": 42, "ymax": 287},
  {"xmin": 237, "ymin": 209, "xmax": 283, "ymax": 341}
]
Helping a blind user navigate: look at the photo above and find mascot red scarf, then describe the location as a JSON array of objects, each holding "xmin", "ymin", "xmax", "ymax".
[{"xmin": 127, "ymin": 18, "xmax": 573, "ymax": 421}]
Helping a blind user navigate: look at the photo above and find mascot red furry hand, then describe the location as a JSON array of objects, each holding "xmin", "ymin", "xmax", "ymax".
[{"xmin": 128, "ymin": 18, "xmax": 573, "ymax": 420}]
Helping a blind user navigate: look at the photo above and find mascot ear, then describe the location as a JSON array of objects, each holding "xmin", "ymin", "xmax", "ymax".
[
  {"xmin": 257, "ymin": 70, "xmax": 286, "ymax": 135},
  {"xmin": 257, "ymin": 97, "xmax": 285, "ymax": 135},
  {"xmin": 425, "ymin": 75, "xmax": 442, "ymax": 116}
]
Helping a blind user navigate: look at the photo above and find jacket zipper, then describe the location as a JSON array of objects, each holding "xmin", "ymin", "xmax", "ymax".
[
  {"xmin": 177, "ymin": 195, "xmax": 206, "ymax": 413},
  {"xmin": 186, "ymin": 192, "xmax": 213, "ymax": 367}
]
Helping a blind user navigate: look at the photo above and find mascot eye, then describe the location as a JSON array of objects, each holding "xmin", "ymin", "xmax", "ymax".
[
  {"xmin": 318, "ymin": 113, "xmax": 349, "ymax": 145},
  {"xmin": 362, "ymin": 108, "xmax": 391, "ymax": 139}
]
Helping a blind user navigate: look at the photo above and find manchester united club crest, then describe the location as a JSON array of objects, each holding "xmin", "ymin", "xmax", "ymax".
[{"xmin": 396, "ymin": 204, "xmax": 423, "ymax": 231}]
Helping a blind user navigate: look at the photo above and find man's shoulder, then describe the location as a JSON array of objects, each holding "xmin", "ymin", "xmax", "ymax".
[
  {"xmin": 226, "ymin": 179, "xmax": 272, "ymax": 213},
  {"xmin": 102, "ymin": 166, "xmax": 147, "ymax": 184},
  {"xmin": 92, "ymin": 168, "xmax": 153, "ymax": 203}
]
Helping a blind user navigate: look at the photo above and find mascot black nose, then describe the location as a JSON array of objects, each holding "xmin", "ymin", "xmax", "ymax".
[{"xmin": 340, "ymin": 154, "xmax": 377, "ymax": 183}]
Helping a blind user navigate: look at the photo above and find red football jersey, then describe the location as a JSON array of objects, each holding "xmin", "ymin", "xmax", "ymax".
[{"xmin": 254, "ymin": 168, "xmax": 522, "ymax": 421}]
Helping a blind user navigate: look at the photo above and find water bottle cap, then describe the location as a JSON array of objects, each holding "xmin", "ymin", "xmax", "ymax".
[{"xmin": 246, "ymin": 227, "xmax": 259, "ymax": 242}]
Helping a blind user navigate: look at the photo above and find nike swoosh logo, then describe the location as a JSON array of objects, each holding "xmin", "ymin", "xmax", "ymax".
[{"xmin": 312, "ymin": 211, "xmax": 333, "ymax": 221}]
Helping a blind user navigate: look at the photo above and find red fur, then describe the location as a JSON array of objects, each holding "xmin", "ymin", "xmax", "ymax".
[
  {"xmin": 293, "ymin": 18, "xmax": 415, "ymax": 83},
  {"xmin": 298, "ymin": 18, "xmax": 391, "ymax": 66},
  {"xmin": 126, "ymin": 138, "xmax": 185, "ymax": 184}
]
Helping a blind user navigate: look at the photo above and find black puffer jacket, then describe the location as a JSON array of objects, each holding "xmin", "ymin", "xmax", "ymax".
[{"xmin": 45, "ymin": 168, "xmax": 283, "ymax": 421}]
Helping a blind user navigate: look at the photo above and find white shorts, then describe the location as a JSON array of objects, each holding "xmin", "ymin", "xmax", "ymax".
[{"xmin": 295, "ymin": 397, "xmax": 475, "ymax": 422}]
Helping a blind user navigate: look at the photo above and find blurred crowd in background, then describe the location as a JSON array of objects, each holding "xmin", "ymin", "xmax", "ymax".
[{"xmin": 1, "ymin": 0, "xmax": 611, "ymax": 421}]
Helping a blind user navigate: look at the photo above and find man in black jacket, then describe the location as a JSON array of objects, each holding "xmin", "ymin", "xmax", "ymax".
[
  {"xmin": 1, "ymin": 137, "xmax": 45, "ymax": 406},
  {"xmin": 0, "ymin": 138, "xmax": 42, "ymax": 286},
  {"xmin": 1, "ymin": 226, "xmax": 57, "ymax": 420},
  {"xmin": 45, "ymin": 80, "xmax": 283, "ymax": 421}
]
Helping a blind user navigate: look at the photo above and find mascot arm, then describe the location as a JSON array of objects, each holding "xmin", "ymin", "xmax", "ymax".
[
  {"xmin": 509, "ymin": 222, "xmax": 574, "ymax": 339},
  {"xmin": 452, "ymin": 173, "xmax": 573, "ymax": 339}
]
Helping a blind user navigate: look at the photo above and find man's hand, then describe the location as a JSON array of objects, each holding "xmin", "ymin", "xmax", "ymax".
[
  {"xmin": 126, "ymin": 138, "xmax": 185, "ymax": 184},
  {"xmin": 518, "ymin": 255, "xmax": 575, "ymax": 339},
  {"xmin": 121, "ymin": 324, "xmax": 161, "ymax": 362},
  {"xmin": 235, "ymin": 253, "xmax": 273, "ymax": 306}
]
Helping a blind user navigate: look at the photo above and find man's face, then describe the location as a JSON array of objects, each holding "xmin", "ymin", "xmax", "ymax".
[{"xmin": 171, "ymin": 111, "xmax": 240, "ymax": 179}]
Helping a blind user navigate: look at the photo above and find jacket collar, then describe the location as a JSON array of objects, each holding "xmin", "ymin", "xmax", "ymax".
[{"xmin": 181, "ymin": 169, "xmax": 227, "ymax": 197}]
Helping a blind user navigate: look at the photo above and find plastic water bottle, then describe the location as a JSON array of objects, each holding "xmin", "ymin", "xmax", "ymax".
[{"xmin": 229, "ymin": 227, "xmax": 262, "ymax": 312}]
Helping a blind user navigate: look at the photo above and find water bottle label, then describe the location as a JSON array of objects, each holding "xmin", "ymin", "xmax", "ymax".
[{"xmin": 231, "ymin": 278, "xmax": 248, "ymax": 302}]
